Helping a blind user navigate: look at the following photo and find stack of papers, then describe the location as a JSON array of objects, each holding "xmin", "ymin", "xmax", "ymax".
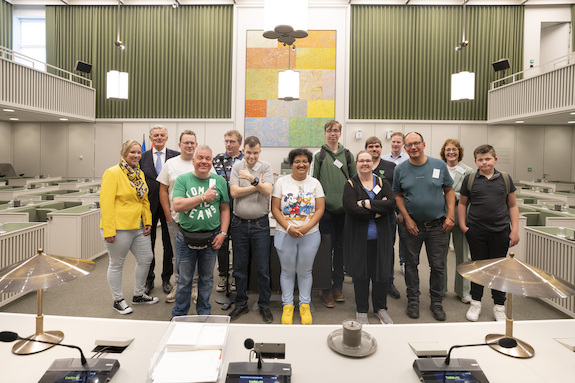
[{"xmin": 151, "ymin": 322, "xmax": 228, "ymax": 383}]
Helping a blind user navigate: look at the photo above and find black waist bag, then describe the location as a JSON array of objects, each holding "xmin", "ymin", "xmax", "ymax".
[{"xmin": 178, "ymin": 225, "xmax": 217, "ymax": 250}]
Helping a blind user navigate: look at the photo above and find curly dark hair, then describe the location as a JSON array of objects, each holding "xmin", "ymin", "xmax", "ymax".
[{"xmin": 288, "ymin": 147, "xmax": 313, "ymax": 165}]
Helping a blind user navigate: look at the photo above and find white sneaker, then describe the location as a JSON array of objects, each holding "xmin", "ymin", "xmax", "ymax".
[
  {"xmin": 355, "ymin": 312, "xmax": 369, "ymax": 325},
  {"xmin": 493, "ymin": 304, "xmax": 506, "ymax": 321},
  {"xmin": 216, "ymin": 276, "xmax": 227, "ymax": 292},
  {"xmin": 466, "ymin": 300, "xmax": 481, "ymax": 322},
  {"xmin": 375, "ymin": 309, "xmax": 393, "ymax": 324}
]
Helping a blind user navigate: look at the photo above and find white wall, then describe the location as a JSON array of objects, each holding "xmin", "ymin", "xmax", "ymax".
[
  {"xmin": 524, "ymin": 5, "xmax": 571, "ymax": 75},
  {"xmin": 0, "ymin": 122, "xmax": 12, "ymax": 165}
]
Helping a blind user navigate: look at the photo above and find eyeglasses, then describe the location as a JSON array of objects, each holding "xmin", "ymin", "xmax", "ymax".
[
  {"xmin": 444, "ymin": 148, "xmax": 458, "ymax": 152},
  {"xmin": 357, "ymin": 159, "xmax": 373, "ymax": 163},
  {"xmin": 405, "ymin": 141, "xmax": 422, "ymax": 149},
  {"xmin": 181, "ymin": 141, "xmax": 196, "ymax": 146},
  {"xmin": 326, "ymin": 129, "xmax": 340, "ymax": 134},
  {"xmin": 293, "ymin": 160, "xmax": 309, "ymax": 165},
  {"xmin": 225, "ymin": 140, "xmax": 238, "ymax": 145}
]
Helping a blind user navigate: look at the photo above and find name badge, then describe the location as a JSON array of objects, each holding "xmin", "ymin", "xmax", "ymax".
[
  {"xmin": 333, "ymin": 159, "xmax": 343, "ymax": 169},
  {"xmin": 432, "ymin": 168, "xmax": 440, "ymax": 179},
  {"xmin": 456, "ymin": 166, "xmax": 466, "ymax": 175},
  {"xmin": 373, "ymin": 185, "xmax": 382, "ymax": 194},
  {"xmin": 252, "ymin": 162, "xmax": 261, "ymax": 172},
  {"xmin": 209, "ymin": 178, "xmax": 216, "ymax": 188}
]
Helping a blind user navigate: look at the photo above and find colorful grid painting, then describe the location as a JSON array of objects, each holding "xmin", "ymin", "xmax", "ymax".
[{"xmin": 245, "ymin": 30, "xmax": 336, "ymax": 147}]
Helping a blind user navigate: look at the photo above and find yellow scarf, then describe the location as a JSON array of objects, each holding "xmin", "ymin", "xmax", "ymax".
[{"xmin": 119, "ymin": 158, "xmax": 148, "ymax": 199}]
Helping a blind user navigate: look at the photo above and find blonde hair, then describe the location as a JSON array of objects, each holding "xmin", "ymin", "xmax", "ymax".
[{"xmin": 120, "ymin": 140, "xmax": 141, "ymax": 159}]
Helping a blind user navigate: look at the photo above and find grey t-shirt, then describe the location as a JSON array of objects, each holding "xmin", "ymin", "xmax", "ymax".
[{"xmin": 230, "ymin": 159, "xmax": 274, "ymax": 219}]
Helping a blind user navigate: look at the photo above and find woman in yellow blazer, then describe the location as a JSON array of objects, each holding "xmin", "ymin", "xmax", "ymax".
[{"xmin": 100, "ymin": 139, "xmax": 159, "ymax": 314}]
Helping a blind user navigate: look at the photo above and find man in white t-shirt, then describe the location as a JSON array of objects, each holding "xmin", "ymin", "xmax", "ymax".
[{"xmin": 157, "ymin": 130, "xmax": 202, "ymax": 303}]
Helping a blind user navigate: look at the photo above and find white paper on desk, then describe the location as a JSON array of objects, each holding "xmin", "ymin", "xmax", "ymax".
[
  {"xmin": 152, "ymin": 350, "xmax": 222, "ymax": 383},
  {"xmin": 166, "ymin": 323, "xmax": 227, "ymax": 351},
  {"xmin": 554, "ymin": 337, "xmax": 575, "ymax": 351}
]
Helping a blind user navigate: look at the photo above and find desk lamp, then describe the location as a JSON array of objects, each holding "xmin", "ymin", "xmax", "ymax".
[
  {"xmin": 0, "ymin": 248, "xmax": 95, "ymax": 355},
  {"xmin": 457, "ymin": 252, "xmax": 575, "ymax": 358}
]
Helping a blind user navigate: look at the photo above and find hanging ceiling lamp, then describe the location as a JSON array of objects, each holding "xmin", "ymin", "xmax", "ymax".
[
  {"xmin": 278, "ymin": 46, "xmax": 299, "ymax": 101},
  {"xmin": 451, "ymin": 1, "xmax": 474, "ymax": 102},
  {"xmin": 263, "ymin": 0, "xmax": 308, "ymax": 45},
  {"xmin": 107, "ymin": 0, "xmax": 128, "ymax": 100}
]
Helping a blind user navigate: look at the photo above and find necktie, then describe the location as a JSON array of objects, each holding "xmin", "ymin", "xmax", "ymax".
[{"xmin": 156, "ymin": 152, "xmax": 163, "ymax": 174}]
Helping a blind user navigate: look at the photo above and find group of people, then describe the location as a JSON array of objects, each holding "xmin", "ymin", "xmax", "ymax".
[{"xmin": 99, "ymin": 122, "xmax": 519, "ymax": 325}]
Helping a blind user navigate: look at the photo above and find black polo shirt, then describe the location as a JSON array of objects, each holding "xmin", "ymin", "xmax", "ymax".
[
  {"xmin": 460, "ymin": 169, "xmax": 516, "ymax": 232},
  {"xmin": 373, "ymin": 159, "xmax": 395, "ymax": 186}
]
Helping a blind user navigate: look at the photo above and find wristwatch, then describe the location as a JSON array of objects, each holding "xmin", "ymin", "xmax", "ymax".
[
  {"xmin": 219, "ymin": 231, "xmax": 228, "ymax": 237},
  {"xmin": 361, "ymin": 200, "xmax": 366, "ymax": 208},
  {"xmin": 251, "ymin": 177, "xmax": 260, "ymax": 186}
]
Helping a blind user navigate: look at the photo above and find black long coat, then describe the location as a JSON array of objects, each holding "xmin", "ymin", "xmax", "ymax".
[{"xmin": 342, "ymin": 175, "xmax": 396, "ymax": 282}]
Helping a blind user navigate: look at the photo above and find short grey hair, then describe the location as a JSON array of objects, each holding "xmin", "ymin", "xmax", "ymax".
[
  {"xmin": 150, "ymin": 125, "xmax": 168, "ymax": 136},
  {"xmin": 194, "ymin": 145, "xmax": 212, "ymax": 158}
]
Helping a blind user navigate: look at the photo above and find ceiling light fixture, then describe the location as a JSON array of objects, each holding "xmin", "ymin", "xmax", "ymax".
[
  {"xmin": 263, "ymin": 0, "xmax": 308, "ymax": 45},
  {"xmin": 3, "ymin": 108, "xmax": 15, "ymax": 112},
  {"xmin": 278, "ymin": 44, "xmax": 299, "ymax": 101},
  {"xmin": 568, "ymin": 121, "xmax": 575, "ymax": 124},
  {"xmin": 9, "ymin": 117, "xmax": 19, "ymax": 121},
  {"xmin": 451, "ymin": 1, "xmax": 474, "ymax": 102},
  {"xmin": 59, "ymin": 118, "xmax": 68, "ymax": 121},
  {"xmin": 515, "ymin": 121, "xmax": 524, "ymax": 124},
  {"xmin": 107, "ymin": 1, "xmax": 128, "ymax": 100}
]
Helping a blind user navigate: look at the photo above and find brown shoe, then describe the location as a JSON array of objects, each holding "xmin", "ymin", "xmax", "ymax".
[
  {"xmin": 333, "ymin": 287, "xmax": 345, "ymax": 302},
  {"xmin": 322, "ymin": 289, "xmax": 335, "ymax": 308}
]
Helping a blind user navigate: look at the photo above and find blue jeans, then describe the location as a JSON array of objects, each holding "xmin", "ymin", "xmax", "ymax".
[
  {"xmin": 274, "ymin": 230, "xmax": 321, "ymax": 306},
  {"xmin": 172, "ymin": 232, "xmax": 218, "ymax": 317},
  {"xmin": 230, "ymin": 215, "xmax": 272, "ymax": 309},
  {"xmin": 399, "ymin": 221, "xmax": 449, "ymax": 304}
]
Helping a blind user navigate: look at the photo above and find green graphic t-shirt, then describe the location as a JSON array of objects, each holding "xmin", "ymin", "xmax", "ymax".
[{"xmin": 172, "ymin": 172, "xmax": 229, "ymax": 232}]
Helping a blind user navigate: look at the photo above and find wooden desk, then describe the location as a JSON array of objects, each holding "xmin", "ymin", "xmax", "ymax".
[{"xmin": 1, "ymin": 313, "xmax": 574, "ymax": 382}]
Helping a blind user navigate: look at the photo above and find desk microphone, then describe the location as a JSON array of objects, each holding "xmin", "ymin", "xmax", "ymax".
[
  {"xmin": 0, "ymin": 331, "xmax": 87, "ymax": 366},
  {"xmin": 444, "ymin": 338, "xmax": 516, "ymax": 365},
  {"xmin": 244, "ymin": 338, "xmax": 263, "ymax": 369}
]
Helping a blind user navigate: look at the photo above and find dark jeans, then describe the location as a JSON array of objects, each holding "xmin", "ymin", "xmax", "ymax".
[
  {"xmin": 353, "ymin": 240, "xmax": 388, "ymax": 313},
  {"xmin": 147, "ymin": 207, "xmax": 174, "ymax": 284},
  {"xmin": 319, "ymin": 210, "xmax": 345, "ymax": 289},
  {"xmin": 217, "ymin": 236, "xmax": 231, "ymax": 277},
  {"xmin": 399, "ymin": 221, "xmax": 449, "ymax": 304},
  {"xmin": 230, "ymin": 215, "xmax": 272, "ymax": 309},
  {"xmin": 465, "ymin": 225, "xmax": 510, "ymax": 305}
]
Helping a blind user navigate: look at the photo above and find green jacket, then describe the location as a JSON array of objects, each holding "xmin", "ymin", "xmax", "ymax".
[{"xmin": 312, "ymin": 143, "xmax": 357, "ymax": 214}]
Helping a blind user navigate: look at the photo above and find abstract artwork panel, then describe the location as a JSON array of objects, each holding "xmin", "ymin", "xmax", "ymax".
[
  {"xmin": 289, "ymin": 118, "xmax": 331, "ymax": 147},
  {"xmin": 245, "ymin": 30, "xmax": 336, "ymax": 147},
  {"xmin": 245, "ymin": 117, "xmax": 290, "ymax": 147}
]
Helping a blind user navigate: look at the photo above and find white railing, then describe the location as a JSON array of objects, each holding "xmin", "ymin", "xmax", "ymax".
[
  {"xmin": 0, "ymin": 45, "xmax": 96, "ymax": 121},
  {"xmin": 0, "ymin": 46, "xmax": 92, "ymax": 87},
  {"xmin": 487, "ymin": 52, "xmax": 575, "ymax": 123},
  {"xmin": 0, "ymin": 223, "xmax": 47, "ymax": 307},
  {"xmin": 525, "ymin": 227, "xmax": 575, "ymax": 318}
]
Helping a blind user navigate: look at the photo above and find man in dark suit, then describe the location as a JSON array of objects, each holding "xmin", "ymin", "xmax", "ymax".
[{"xmin": 140, "ymin": 125, "xmax": 180, "ymax": 295}]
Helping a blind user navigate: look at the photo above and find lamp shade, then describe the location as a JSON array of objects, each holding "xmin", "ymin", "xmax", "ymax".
[
  {"xmin": 451, "ymin": 71, "xmax": 475, "ymax": 102},
  {"xmin": 107, "ymin": 70, "xmax": 129, "ymax": 100},
  {"xmin": 264, "ymin": 0, "xmax": 308, "ymax": 34},
  {"xmin": 278, "ymin": 69, "xmax": 299, "ymax": 101}
]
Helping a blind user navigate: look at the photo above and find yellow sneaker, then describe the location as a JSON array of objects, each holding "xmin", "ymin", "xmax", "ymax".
[
  {"xmin": 282, "ymin": 304, "xmax": 294, "ymax": 325},
  {"xmin": 299, "ymin": 304, "xmax": 312, "ymax": 325}
]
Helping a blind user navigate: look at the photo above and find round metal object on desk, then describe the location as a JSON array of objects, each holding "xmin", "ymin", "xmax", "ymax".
[
  {"xmin": 0, "ymin": 249, "xmax": 95, "ymax": 355},
  {"xmin": 327, "ymin": 320, "xmax": 377, "ymax": 358},
  {"xmin": 457, "ymin": 253, "xmax": 575, "ymax": 299},
  {"xmin": 0, "ymin": 249, "xmax": 95, "ymax": 294},
  {"xmin": 485, "ymin": 334, "xmax": 534, "ymax": 359}
]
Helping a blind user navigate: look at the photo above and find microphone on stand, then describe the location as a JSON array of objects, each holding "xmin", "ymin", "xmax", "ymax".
[
  {"xmin": 444, "ymin": 338, "xmax": 516, "ymax": 365},
  {"xmin": 0, "ymin": 331, "xmax": 87, "ymax": 365},
  {"xmin": 244, "ymin": 338, "xmax": 263, "ymax": 369}
]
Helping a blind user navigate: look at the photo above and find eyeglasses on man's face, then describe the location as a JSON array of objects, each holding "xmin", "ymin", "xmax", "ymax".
[
  {"xmin": 405, "ymin": 141, "xmax": 422, "ymax": 149},
  {"xmin": 326, "ymin": 129, "xmax": 340, "ymax": 134}
]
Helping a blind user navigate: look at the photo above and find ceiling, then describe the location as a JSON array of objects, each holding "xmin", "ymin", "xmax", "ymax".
[
  {"xmin": 6, "ymin": 0, "xmax": 575, "ymax": 6},
  {"xmin": 3, "ymin": 0, "xmax": 575, "ymax": 124}
]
